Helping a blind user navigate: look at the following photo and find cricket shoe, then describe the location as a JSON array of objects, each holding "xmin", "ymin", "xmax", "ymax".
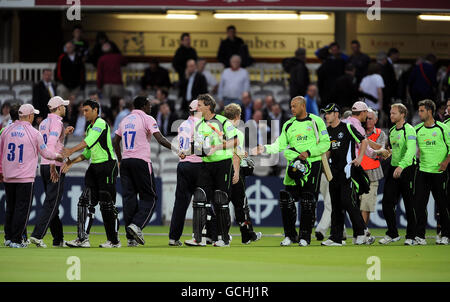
[
  {"xmin": 4, "ymin": 239, "xmax": 11, "ymax": 247},
  {"xmin": 315, "ymin": 231, "xmax": 324, "ymax": 241},
  {"xmin": 355, "ymin": 235, "xmax": 367, "ymax": 245},
  {"xmin": 29, "ymin": 237, "xmax": 47, "ymax": 248},
  {"xmin": 414, "ymin": 237, "xmax": 427, "ymax": 245},
  {"xmin": 128, "ymin": 239, "xmax": 139, "ymax": 247},
  {"xmin": 9, "ymin": 242, "xmax": 27, "ymax": 248},
  {"xmin": 437, "ymin": 237, "xmax": 449, "ymax": 245},
  {"xmin": 321, "ymin": 239, "xmax": 342, "ymax": 246},
  {"xmin": 213, "ymin": 240, "xmax": 230, "ymax": 247},
  {"xmin": 168, "ymin": 239, "xmax": 183, "ymax": 247},
  {"xmin": 66, "ymin": 238, "xmax": 90, "ymax": 248},
  {"xmin": 280, "ymin": 237, "xmax": 294, "ymax": 246},
  {"xmin": 127, "ymin": 224, "xmax": 145, "ymax": 245},
  {"xmin": 379, "ymin": 235, "xmax": 401, "ymax": 245},
  {"xmin": 184, "ymin": 238, "xmax": 206, "ymax": 246},
  {"xmin": 243, "ymin": 232, "xmax": 262, "ymax": 245},
  {"xmin": 436, "ymin": 234, "xmax": 442, "ymax": 245},
  {"xmin": 365, "ymin": 235, "xmax": 375, "ymax": 245},
  {"xmin": 299, "ymin": 239, "xmax": 309, "ymax": 247},
  {"xmin": 404, "ymin": 239, "xmax": 417, "ymax": 246},
  {"xmin": 99, "ymin": 241, "xmax": 121, "ymax": 248},
  {"xmin": 53, "ymin": 241, "xmax": 68, "ymax": 247}
]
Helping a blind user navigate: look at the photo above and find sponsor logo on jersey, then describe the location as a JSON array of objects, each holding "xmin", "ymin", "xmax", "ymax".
[
  {"xmin": 424, "ymin": 139, "xmax": 436, "ymax": 146},
  {"xmin": 338, "ymin": 132, "xmax": 344, "ymax": 139},
  {"xmin": 296, "ymin": 134, "xmax": 308, "ymax": 141}
]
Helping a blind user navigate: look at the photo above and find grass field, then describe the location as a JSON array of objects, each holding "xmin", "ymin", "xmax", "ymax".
[{"xmin": 0, "ymin": 225, "xmax": 449, "ymax": 282}]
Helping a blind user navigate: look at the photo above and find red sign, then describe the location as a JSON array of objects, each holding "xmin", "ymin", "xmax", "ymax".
[{"xmin": 35, "ymin": 0, "xmax": 450, "ymax": 11}]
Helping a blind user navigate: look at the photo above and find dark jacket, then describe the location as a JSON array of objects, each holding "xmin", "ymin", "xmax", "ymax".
[
  {"xmin": 55, "ymin": 53, "xmax": 85, "ymax": 89},
  {"xmin": 141, "ymin": 66, "xmax": 171, "ymax": 90},
  {"xmin": 331, "ymin": 73, "xmax": 359, "ymax": 110},
  {"xmin": 381, "ymin": 61, "xmax": 398, "ymax": 110},
  {"xmin": 172, "ymin": 46, "xmax": 198, "ymax": 82},
  {"xmin": 32, "ymin": 81, "xmax": 56, "ymax": 119},
  {"xmin": 217, "ymin": 37, "xmax": 253, "ymax": 68},
  {"xmin": 88, "ymin": 40, "xmax": 120, "ymax": 68},
  {"xmin": 348, "ymin": 52, "xmax": 371, "ymax": 83},
  {"xmin": 317, "ymin": 56, "xmax": 346, "ymax": 104},
  {"xmin": 408, "ymin": 61, "xmax": 437, "ymax": 106},
  {"xmin": 288, "ymin": 60, "xmax": 310, "ymax": 99},
  {"xmin": 179, "ymin": 72, "xmax": 208, "ymax": 114}
]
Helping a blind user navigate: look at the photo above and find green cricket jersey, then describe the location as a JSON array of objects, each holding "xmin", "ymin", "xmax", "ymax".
[
  {"xmin": 445, "ymin": 117, "xmax": 450, "ymax": 126},
  {"xmin": 415, "ymin": 121, "xmax": 450, "ymax": 173},
  {"xmin": 195, "ymin": 114, "xmax": 238, "ymax": 163},
  {"xmin": 264, "ymin": 114, "xmax": 330, "ymax": 185},
  {"xmin": 82, "ymin": 117, "xmax": 116, "ymax": 164},
  {"xmin": 236, "ymin": 128, "xmax": 245, "ymax": 162},
  {"xmin": 389, "ymin": 122, "xmax": 417, "ymax": 169}
]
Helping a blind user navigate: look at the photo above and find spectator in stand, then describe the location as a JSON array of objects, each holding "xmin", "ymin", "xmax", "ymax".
[
  {"xmin": 179, "ymin": 59, "xmax": 208, "ymax": 117},
  {"xmin": 381, "ymin": 48, "xmax": 399, "ymax": 117},
  {"xmin": 218, "ymin": 25, "xmax": 253, "ymax": 68},
  {"xmin": 240, "ymin": 92, "xmax": 253, "ymax": 123},
  {"xmin": 88, "ymin": 32, "xmax": 121, "ymax": 68},
  {"xmin": 112, "ymin": 99, "xmax": 132, "ymax": 138},
  {"xmin": 217, "ymin": 55, "xmax": 250, "ymax": 106},
  {"xmin": 253, "ymin": 98, "xmax": 263, "ymax": 112},
  {"xmin": 73, "ymin": 102, "xmax": 86, "ymax": 137},
  {"xmin": 360, "ymin": 62, "xmax": 385, "ymax": 112},
  {"xmin": 282, "ymin": 48, "xmax": 310, "ymax": 99},
  {"xmin": 197, "ymin": 58, "xmax": 218, "ymax": 95},
  {"xmin": 55, "ymin": 41, "xmax": 85, "ymax": 100},
  {"xmin": 150, "ymin": 88, "xmax": 176, "ymax": 118},
  {"xmin": 317, "ymin": 42, "xmax": 347, "ymax": 104},
  {"xmin": 141, "ymin": 58, "xmax": 171, "ymax": 92},
  {"xmin": 96, "ymin": 42, "xmax": 127, "ymax": 103},
  {"xmin": 268, "ymin": 102, "xmax": 289, "ymax": 137},
  {"xmin": 408, "ymin": 53, "xmax": 438, "ymax": 109},
  {"xmin": 331, "ymin": 63, "xmax": 359, "ymax": 111},
  {"xmin": 156, "ymin": 102, "xmax": 177, "ymax": 137},
  {"xmin": 262, "ymin": 95, "xmax": 276, "ymax": 120},
  {"xmin": 172, "ymin": 33, "xmax": 198, "ymax": 84},
  {"xmin": 251, "ymin": 110, "xmax": 270, "ymax": 146},
  {"xmin": 305, "ymin": 84, "xmax": 320, "ymax": 116},
  {"xmin": 348, "ymin": 40, "xmax": 370, "ymax": 84},
  {"xmin": 71, "ymin": 25, "xmax": 89, "ymax": 62},
  {"xmin": 33, "ymin": 69, "xmax": 56, "ymax": 124},
  {"xmin": 0, "ymin": 102, "xmax": 11, "ymax": 128}
]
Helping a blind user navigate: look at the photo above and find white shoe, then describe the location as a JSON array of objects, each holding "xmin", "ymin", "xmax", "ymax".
[
  {"xmin": 404, "ymin": 239, "xmax": 417, "ymax": 246},
  {"xmin": 168, "ymin": 239, "xmax": 183, "ymax": 246},
  {"xmin": 29, "ymin": 236, "xmax": 47, "ymax": 248},
  {"xmin": 341, "ymin": 240, "xmax": 346, "ymax": 245},
  {"xmin": 127, "ymin": 239, "xmax": 139, "ymax": 247},
  {"xmin": 127, "ymin": 224, "xmax": 145, "ymax": 245},
  {"xmin": 99, "ymin": 240, "xmax": 121, "ymax": 248},
  {"xmin": 9, "ymin": 242, "xmax": 27, "ymax": 248},
  {"xmin": 213, "ymin": 239, "xmax": 230, "ymax": 247},
  {"xmin": 415, "ymin": 236, "xmax": 427, "ymax": 245},
  {"xmin": 280, "ymin": 237, "xmax": 293, "ymax": 246},
  {"xmin": 4, "ymin": 239, "xmax": 11, "ymax": 247},
  {"xmin": 298, "ymin": 239, "xmax": 309, "ymax": 247},
  {"xmin": 355, "ymin": 235, "xmax": 366, "ymax": 245},
  {"xmin": 53, "ymin": 241, "xmax": 68, "ymax": 247},
  {"xmin": 437, "ymin": 236, "xmax": 449, "ymax": 245},
  {"xmin": 66, "ymin": 238, "xmax": 90, "ymax": 248},
  {"xmin": 184, "ymin": 238, "xmax": 206, "ymax": 246},
  {"xmin": 321, "ymin": 239, "xmax": 342, "ymax": 246},
  {"xmin": 379, "ymin": 235, "xmax": 401, "ymax": 245},
  {"xmin": 254, "ymin": 232, "xmax": 262, "ymax": 241},
  {"xmin": 436, "ymin": 234, "xmax": 442, "ymax": 245},
  {"xmin": 365, "ymin": 235, "xmax": 375, "ymax": 245}
]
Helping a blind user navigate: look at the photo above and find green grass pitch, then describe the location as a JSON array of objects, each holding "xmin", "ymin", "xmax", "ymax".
[{"xmin": 0, "ymin": 225, "xmax": 449, "ymax": 282}]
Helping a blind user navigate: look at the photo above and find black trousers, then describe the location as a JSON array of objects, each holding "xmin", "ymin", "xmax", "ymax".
[
  {"xmin": 381, "ymin": 165, "xmax": 417, "ymax": 240},
  {"xmin": 4, "ymin": 182, "xmax": 34, "ymax": 244},
  {"xmin": 197, "ymin": 159, "xmax": 233, "ymax": 241},
  {"xmin": 31, "ymin": 165, "xmax": 65, "ymax": 243},
  {"xmin": 414, "ymin": 170, "xmax": 450, "ymax": 238},
  {"xmin": 169, "ymin": 161, "xmax": 202, "ymax": 241},
  {"xmin": 285, "ymin": 160, "xmax": 322, "ymax": 243},
  {"xmin": 120, "ymin": 158, "xmax": 157, "ymax": 240},
  {"xmin": 329, "ymin": 174, "xmax": 365, "ymax": 242}
]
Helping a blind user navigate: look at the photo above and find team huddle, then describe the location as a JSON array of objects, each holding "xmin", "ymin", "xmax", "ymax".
[{"xmin": 1, "ymin": 93, "xmax": 449, "ymax": 248}]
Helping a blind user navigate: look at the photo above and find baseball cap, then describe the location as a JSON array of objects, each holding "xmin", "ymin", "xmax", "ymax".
[
  {"xmin": 189, "ymin": 99, "xmax": 198, "ymax": 111},
  {"xmin": 48, "ymin": 96, "xmax": 70, "ymax": 109},
  {"xmin": 352, "ymin": 101, "xmax": 369, "ymax": 112},
  {"xmin": 321, "ymin": 103, "xmax": 341, "ymax": 114},
  {"xmin": 18, "ymin": 104, "xmax": 39, "ymax": 116}
]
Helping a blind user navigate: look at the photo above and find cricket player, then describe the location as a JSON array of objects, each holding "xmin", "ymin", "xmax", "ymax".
[
  {"xmin": 168, "ymin": 100, "xmax": 203, "ymax": 246},
  {"xmin": 113, "ymin": 96, "xmax": 176, "ymax": 247},
  {"xmin": 0, "ymin": 104, "xmax": 64, "ymax": 248},
  {"xmin": 379, "ymin": 103, "xmax": 417, "ymax": 245},
  {"xmin": 321, "ymin": 103, "xmax": 370, "ymax": 246},
  {"xmin": 185, "ymin": 94, "xmax": 239, "ymax": 247},
  {"xmin": 63, "ymin": 100, "xmax": 120, "ymax": 248},
  {"xmin": 29, "ymin": 96, "xmax": 74, "ymax": 248},
  {"xmin": 223, "ymin": 103, "xmax": 262, "ymax": 244},
  {"xmin": 252, "ymin": 96, "xmax": 330, "ymax": 247},
  {"xmin": 414, "ymin": 99, "xmax": 450, "ymax": 245}
]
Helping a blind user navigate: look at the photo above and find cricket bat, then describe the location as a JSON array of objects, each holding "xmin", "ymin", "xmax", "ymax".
[{"xmin": 311, "ymin": 119, "xmax": 333, "ymax": 182}]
